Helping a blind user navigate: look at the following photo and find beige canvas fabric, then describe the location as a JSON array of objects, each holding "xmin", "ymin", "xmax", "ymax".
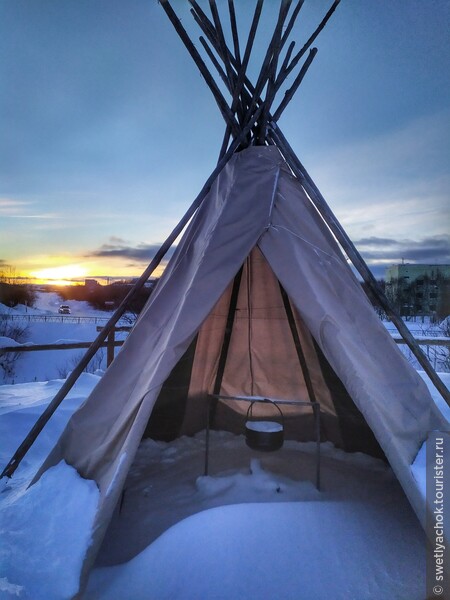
[
  {"xmin": 35, "ymin": 145, "xmax": 448, "ymax": 593},
  {"xmin": 182, "ymin": 247, "xmax": 342, "ymax": 443}
]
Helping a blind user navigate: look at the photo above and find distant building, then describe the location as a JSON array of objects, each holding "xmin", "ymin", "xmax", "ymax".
[
  {"xmin": 85, "ymin": 279, "xmax": 100, "ymax": 291},
  {"xmin": 385, "ymin": 263, "xmax": 450, "ymax": 317},
  {"xmin": 385, "ymin": 264, "xmax": 450, "ymax": 283}
]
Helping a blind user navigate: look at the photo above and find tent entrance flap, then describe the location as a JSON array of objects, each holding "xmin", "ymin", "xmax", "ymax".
[
  {"xmin": 143, "ymin": 336, "xmax": 198, "ymax": 441},
  {"xmin": 210, "ymin": 265, "xmax": 244, "ymax": 426},
  {"xmin": 144, "ymin": 246, "xmax": 383, "ymax": 456}
]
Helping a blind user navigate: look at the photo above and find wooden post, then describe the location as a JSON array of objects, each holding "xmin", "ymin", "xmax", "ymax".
[
  {"xmin": 314, "ymin": 402, "xmax": 321, "ymax": 491},
  {"xmin": 204, "ymin": 398, "xmax": 211, "ymax": 476},
  {"xmin": 107, "ymin": 330, "xmax": 115, "ymax": 367}
]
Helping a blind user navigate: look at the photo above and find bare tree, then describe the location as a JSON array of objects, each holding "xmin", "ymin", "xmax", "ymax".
[{"xmin": 0, "ymin": 316, "xmax": 30, "ymax": 382}]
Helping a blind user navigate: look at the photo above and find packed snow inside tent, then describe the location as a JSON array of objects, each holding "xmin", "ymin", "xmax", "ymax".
[{"xmin": 1, "ymin": 0, "xmax": 449, "ymax": 598}]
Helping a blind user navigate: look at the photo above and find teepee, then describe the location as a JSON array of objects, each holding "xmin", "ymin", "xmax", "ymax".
[{"xmin": 2, "ymin": 0, "xmax": 449, "ymax": 595}]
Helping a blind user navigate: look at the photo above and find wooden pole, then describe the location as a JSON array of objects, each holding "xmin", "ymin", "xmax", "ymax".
[
  {"xmin": 1, "ymin": 336, "xmax": 446, "ymax": 358},
  {"xmin": 160, "ymin": 0, "xmax": 240, "ymax": 137},
  {"xmin": 187, "ymin": 0, "xmax": 334, "ymax": 135},
  {"xmin": 191, "ymin": 0, "xmax": 289, "ymax": 145},
  {"xmin": 199, "ymin": 36, "xmax": 229, "ymax": 89},
  {"xmin": 190, "ymin": 0, "xmax": 243, "ymax": 128},
  {"xmin": 204, "ymin": 398, "xmax": 211, "ymax": 476},
  {"xmin": 191, "ymin": 0, "xmax": 264, "ymax": 157},
  {"xmin": 210, "ymin": 266, "xmax": 244, "ymax": 425},
  {"xmin": 280, "ymin": 0, "xmax": 305, "ymax": 48},
  {"xmin": 220, "ymin": 0, "xmax": 264, "ymax": 155},
  {"xmin": 258, "ymin": 1, "xmax": 291, "ymax": 143},
  {"xmin": 209, "ymin": 0, "xmax": 241, "ymax": 122},
  {"xmin": 243, "ymin": 0, "xmax": 291, "ymax": 138},
  {"xmin": 189, "ymin": 2, "xmax": 312, "ymax": 149},
  {"xmin": 278, "ymin": 40, "xmax": 296, "ymax": 79},
  {"xmin": 314, "ymin": 402, "xmax": 321, "ymax": 490},
  {"xmin": 189, "ymin": 0, "xmax": 216, "ymax": 42},
  {"xmin": 272, "ymin": 47, "xmax": 318, "ymax": 121},
  {"xmin": 281, "ymin": 0, "xmax": 341, "ymax": 81},
  {"xmin": 227, "ymin": 0, "xmax": 241, "ymax": 67}
]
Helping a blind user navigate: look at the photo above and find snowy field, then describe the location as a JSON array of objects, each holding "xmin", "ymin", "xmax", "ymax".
[
  {"xmin": 0, "ymin": 292, "xmax": 128, "ymax": 384},
  {"xmin": 0, "ymin": 294, "xmax": 449, "ymax": 599}
]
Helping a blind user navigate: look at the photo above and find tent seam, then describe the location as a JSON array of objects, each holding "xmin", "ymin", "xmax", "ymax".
[
  {"xmin": 269, "ymin": 224, "xmax": 338, "ymax": 261},
  {"xmin": 267, "ymin": 166, "xmax": 281, "ymax": 227}
]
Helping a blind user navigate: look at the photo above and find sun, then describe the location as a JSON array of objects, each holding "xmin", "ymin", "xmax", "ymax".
[{"xmin": 30, "ymin": 264, "xmax": 88, "ymax": 285}]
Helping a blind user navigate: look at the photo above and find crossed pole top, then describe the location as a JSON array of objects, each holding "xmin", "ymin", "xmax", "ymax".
[{"xmin": 161, "ymin": 0, "xmax": 341, "ymax": 156}]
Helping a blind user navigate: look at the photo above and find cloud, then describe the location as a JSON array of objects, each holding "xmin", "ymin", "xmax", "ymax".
[
  {"xmin": 89, "ymin": 238, "xmax": 176, "ymax": 263},
  {"xmin": 354, "ymin": 234, "xmax": 450, "ymax": 273},
  {"xmin": 307, "ymin": 110, "xmax": 450, "ymax": 240},
  {"xmin": 108, "ymin": 236, "xmax": 128, "ymax": 246},
  {"xmin": 315, "ymin": 110, "xmax": 450, "ymax": 185},
  {"xmin": 6, "ymin": 214, "xmax": 61, "ymax": 219},
  {"xmin": 0, "ymin": 197, "xmax": 62, "ymax": 220},
  {"xmin": 0, "ymin": 198, "xmax": 31, "ymax": 216}
]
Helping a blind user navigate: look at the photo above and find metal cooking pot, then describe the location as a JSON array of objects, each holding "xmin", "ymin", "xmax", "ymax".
[{"xmin": 245, "ymin": 399, "xmax": 284, "ymax": 452}]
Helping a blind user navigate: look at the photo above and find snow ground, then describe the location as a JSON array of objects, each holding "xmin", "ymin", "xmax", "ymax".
[
  {"xmin": 89, "ymin": 501, "xmax": 423, "ymax": 600},
  {"xmin": 1, "ymin": 291, "xmax": 113, "ymax": 318},
  {"xmin": 0, "ymin": 295, "xmax": 449, "ymax": 599}
]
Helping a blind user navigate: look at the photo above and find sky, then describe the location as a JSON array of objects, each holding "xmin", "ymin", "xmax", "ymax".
[{"xmin": 0, "ymin": 0, "xmax": 449, "ymax": 283}]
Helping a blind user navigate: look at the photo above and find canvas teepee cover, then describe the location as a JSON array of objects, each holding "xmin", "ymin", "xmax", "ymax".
[{"xmin": 36, "ymin": 146, "xmax": 447, "ymax": 581}]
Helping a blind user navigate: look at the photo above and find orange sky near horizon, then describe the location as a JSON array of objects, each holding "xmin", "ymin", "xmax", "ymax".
[{"xmin": 2, "ymin": 257, "xmax": 166, "ymax": 287}]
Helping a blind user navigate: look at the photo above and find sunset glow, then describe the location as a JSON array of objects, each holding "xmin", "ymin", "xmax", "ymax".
[
  {"xmin": 16, "ymin": 258, "xmax": 167, "ymax": 286},
  {"xmin": 30, "ymin": 264, "xmax": 88, "ymax": 285}
]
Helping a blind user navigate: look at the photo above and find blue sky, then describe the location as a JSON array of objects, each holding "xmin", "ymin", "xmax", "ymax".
[{"xmin": 0, "ymin": 0, "xmax": 449, "ymax": 282}]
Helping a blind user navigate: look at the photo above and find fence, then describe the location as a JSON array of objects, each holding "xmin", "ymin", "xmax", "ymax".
[
  {"xmin": 392, "ymin": 337, "xmax": 450, "ymax": 346},
  {"xmin": 0, "ymin": 325, "xmax": 131, "ymax": 369},
  {"xmin": 0, "ymin": 313, "xmax": 130, "ymax": 325},
  {"xmin": 389, "ymin": 337, "xmax": 450, "ymax": 373},
  {"xmin": 1, "ymin": 334, "xmax": 449, "ymax": 364}
]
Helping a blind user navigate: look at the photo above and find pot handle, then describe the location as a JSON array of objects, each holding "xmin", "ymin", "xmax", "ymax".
[{"xmin": 246, "ymin": 399, "xmax": 284, "ymax": 426}]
